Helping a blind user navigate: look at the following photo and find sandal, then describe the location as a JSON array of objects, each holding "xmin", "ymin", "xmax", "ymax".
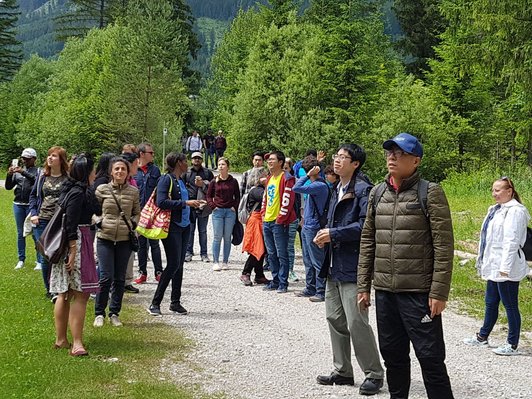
[{"xmin": 69, "ymin": 347, "xmax": 89, "ymax": 357}]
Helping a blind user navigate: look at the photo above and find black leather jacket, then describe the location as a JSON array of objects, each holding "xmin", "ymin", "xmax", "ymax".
[{"xmin": 5, "ymin": 167, "xmax": 39, "ymax": 204}]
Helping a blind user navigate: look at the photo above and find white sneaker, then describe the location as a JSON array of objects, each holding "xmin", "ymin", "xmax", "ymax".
[
  {"xmin": 93, "ymin": 315, "xmax": 105, "ymax": 327},
  {"xmin": 222, "ymin": 262, "xmax": 229, "ymax": 270},
  {"xmin": 212, "ymin": 263, "xmax": 221, "ymax": 271},
  {"xmin": 492, "ymin": 343, "xmax": 519, "ymax": 356},
  {"xmin": 34, "ymin": 262, "xmax": 42, "ymax": 270},
  {"xmin": 463, "ymin": 335, "xmax": 489, "ymax": 347},
  {"xmin": 109, "ymin": 314, "xmax": 123, "ymax": 327},
  {"xmin": 14, "ymin": 261, "xmax": 24, "ymax": 270}
]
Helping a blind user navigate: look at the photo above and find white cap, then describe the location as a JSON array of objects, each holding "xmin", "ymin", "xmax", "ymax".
[{"xmin": 21, "ymin": 148, "xmax": 37, "ymax": 158}]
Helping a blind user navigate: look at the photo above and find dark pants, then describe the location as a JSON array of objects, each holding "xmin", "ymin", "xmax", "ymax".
[
  {"xmin": 152, "ymin": 226, "xmax": 190, "ymax": 307},
  {"xmin": 186, "ymin": 211, "xmax": 209, "ymax": 257},
  {"xmin": 242, "ymin": 254, "xmax": 266, "ymax": 278},
  {"xmin": 206, "ymin": 148, "xmax": 215, "ymax": 169},
  {"xmin": 215, "ymin": 149, "xmax": 225, "ymax": 165},
  {"xmin": 375, "ymin": 291, "xmax": 453, "ymax": 399},
  {"xmin": 95, "ymin": 239, "xmax": 132, "ymax": 317},
  {"xmin": 33, "ymin": 219, "xmax": 50, "ymax": 293},
  {"xmin": 479, "ymin": 280, "xmax": 521, "ymax": 346},
  {"xmin": 137, "ymin": 235, "xmax": 162, "ymax": 276}
]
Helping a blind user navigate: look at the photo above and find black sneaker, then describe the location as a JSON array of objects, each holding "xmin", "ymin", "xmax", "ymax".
[
  {"xmin": 359, "ymin": 378, "xmax": 383, "ymax": 396},
  {"xmin": 169, "ymin": 304, "xmax": 188, "ymax": 315},
  {"xmin": 147, "ymin": 304, "xmax": 162, "ymax": 316},
  {"xmin": 316, "ymin": 372, "xmax": 354, "ymax": 386},
  {"xmin": 124, "ymin": 284, "xmax": 139, "ymax": 293}
]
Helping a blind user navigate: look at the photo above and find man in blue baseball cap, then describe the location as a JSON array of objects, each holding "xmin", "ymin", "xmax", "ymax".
[{"xmin": 358, "ymin": 132, "xmax": 455, "ymax": 398}]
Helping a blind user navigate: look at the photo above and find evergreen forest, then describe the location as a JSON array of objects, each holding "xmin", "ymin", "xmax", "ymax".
[{"xmin": 0, "ymin": 0, "xmax": 530, "ymax": 182}]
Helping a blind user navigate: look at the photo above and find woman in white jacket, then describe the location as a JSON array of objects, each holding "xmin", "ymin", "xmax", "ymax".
[{"xmin": 464, "ymin": 177, "xmax": 530, "ymax": 355}]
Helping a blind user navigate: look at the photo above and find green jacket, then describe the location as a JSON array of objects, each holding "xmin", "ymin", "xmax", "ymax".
[{"xmin": 357, "ymin": 172, "xmax": 454, "ymax": 301}]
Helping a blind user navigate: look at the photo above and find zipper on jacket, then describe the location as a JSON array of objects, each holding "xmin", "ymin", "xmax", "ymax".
[
  {"xmin": 114, "ymin": 185, "xmax": 122, "ymax": 240},
  {"xmin": 391, "ymin": 191, "xmax": 398, "ymax": 290}
]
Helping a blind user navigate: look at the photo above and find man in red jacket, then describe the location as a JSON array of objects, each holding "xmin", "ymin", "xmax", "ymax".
[{"xmin": 261, "ymin": 151, "xmax": 297, "ymax": 293}]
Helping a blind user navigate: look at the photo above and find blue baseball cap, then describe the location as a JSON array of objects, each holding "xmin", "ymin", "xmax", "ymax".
[{"xmin": 383, "ymin": 132, "xmax": 423, "ymax": 158}]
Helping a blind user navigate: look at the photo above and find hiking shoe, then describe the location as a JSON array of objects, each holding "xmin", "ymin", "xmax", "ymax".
[
  {"xmin": 134, "ymin": 274, "xmax": 147, "ymax": 284},
  {"xmin": 492, "ymin": 343, "xmax": 520, "ymax": 356},
  {"xmin": 93, "ymin": 315, "xmax": 105, "ymax": 327},
  {"xmin": 109, "ymin": 314, "xmax": 123, "ymax": 327},
  {"xmin": 222, "ymin": 262, "xmax": 229, "ymax": 270},
  {"xmin": 184, "ymin": 253, "xmax": 193, "ymax": 262},
  {"xmin": 288, "ymin": 271, "xmax": 299, "ymax": 282},
  {"xmin": 169, "ymin": 304, "xmax": 188, "ymax": 315},
  {"xmin": 240, "ymin": 274, "xmax": 253, "ymax": 286},
  {"xmin": 148, "ymin": 304, "xmax": 162, "ymax": 316},
  {"xmin": 262, "ymin": 283, "xmax": 278, "ymax": 291},
  {"xmin": 295, "ymin": 290, "xmax": 314, "ymax": 298},
  {"xmin": 309, "ymin": 295, "xmax": 325, "ymax": 302},
  {"xmin": 316, "ymin": 372, "xmax": 354, "ymax": 386},
  {"xmin": 254, "ymin": 276, "xmax": 270, "ymax": 285},
  {"xmin": 34, "ymin": 262, "xmax": 42, "ymax": 270},
  {"xmin": 15, "ymin": 261, "xmax": 24, "ymax": 270},
  {"xmin": 124, "ymin": 284, "xmax": 139, "ymax": 293},
  {"xmin": 155, "ymin": 272, "xmax": 162, "ymax": 282},
  {"xmin": 212, "ymin": 263, "xmax": 221, "ymax": 271},
  {"xmin": 359, "ymin": 378, "xmax": 383, "ymax": 395},
  {"xmin": 463, "ymin": 334, "xmax": 489, "ymax": 347},
  {"xmin": 276, "ymin": 287, "xmax": 288, "ymax": 294},
  {"xmin": 201, "ymin": 255, "xmax": 210, "ymax": 263}
]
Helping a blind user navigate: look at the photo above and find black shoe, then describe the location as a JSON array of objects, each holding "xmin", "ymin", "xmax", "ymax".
[
  {"xmin": 316, "ymin": 372, "xmax": 354, "ymax": 386},
  {"xmin": 124, "ymin": 284, "xmax": 139, "ymax": 293},
  {"xmin": 147, "ymin": 304, "xmax": 162, "ymax": 316},
  {"xmin": 359, "ymin": 378, "xmax": 383, "ymax": 395},
  {"xmin": 169, "ymin": 303, "xmax": 188, "ymax": 315}
]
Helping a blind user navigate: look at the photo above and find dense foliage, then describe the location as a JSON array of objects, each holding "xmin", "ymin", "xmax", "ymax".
[{"xmin": 0, "ymin": 0, "xmax": 23, "ymax": 81}]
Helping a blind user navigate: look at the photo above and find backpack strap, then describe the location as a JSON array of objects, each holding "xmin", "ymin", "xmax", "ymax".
[
  {"xmin": 417, "ymin": 179, "xmax": 429, "ymax": 218},
  {"xmin": 371, "ymin": 182, "xmax": 387, "ymax": 216}
]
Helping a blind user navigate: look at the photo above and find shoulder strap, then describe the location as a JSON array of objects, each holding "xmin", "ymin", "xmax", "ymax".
[
  {"xmin": 371, "ymin": 182, "xmax": 387, "ymax": 216},
  {"xmin": 418, "ymin": 179, "xmax": 429, "ymax": 218},
  {"xmin": 110, "ymin": 187, "xmax": 133, "ymax": 233}
]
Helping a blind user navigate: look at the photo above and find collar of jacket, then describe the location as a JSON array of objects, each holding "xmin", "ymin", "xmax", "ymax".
[
  {"xmin": 110, "ymin": 181, "xmax": 129, "ymax": 190},
  {"xmin": 385, "ymin": 170, "xmax": 420, "ymax": 193},
  {"xmin": 332, "ymin": 171, "xmax": 360, "ymax": 201}
]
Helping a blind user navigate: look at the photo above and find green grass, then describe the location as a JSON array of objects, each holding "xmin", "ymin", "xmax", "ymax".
[
  {"xmin": 443, "ymin": 169, "xmax": 532, "ymax": 332},
  {"xmin": 0, "ymin": 188, "xmax": 216, "ymax": 398}
]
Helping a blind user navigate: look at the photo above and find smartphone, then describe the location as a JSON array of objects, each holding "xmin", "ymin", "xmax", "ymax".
[{"xmin": 11, "ymin": 159, "xmax": 19, "ymax": 168}]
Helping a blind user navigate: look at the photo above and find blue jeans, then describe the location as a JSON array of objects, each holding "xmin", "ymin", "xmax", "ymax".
[
  {"xmin": 479, "ymin": 280, "xmax": 521, "ymax": 346},
  {"xmin": 263, "ymin": 221, "xmax": 289, "ymax": 290},
  {"xmin": 95, "ymin": 238, "xmax": 132, "ymax": 317},
  {"xmin": 33, "ymin": 219, "xmax": 50, "ymax": 293},
  {"xmin": 211, "ymin": 207, "xmax": 236, "ymax": 263},
  {"xmin": 301, "ymin": 226, "xmax": 326, "ymax": 298},
  {"xmin": 186, "ymin": 211, "xmax": 209, "ymax": 257},
  {"xmin": 287, "ymin": 219, "xmax": 299, "ymax": 272},
  {"xmin": 13, "ymin": 204, "xmax": 36, "ymax": 262},
  {"xmin": 206, "ymin": 148, "xmax": 216, "ymax": 169}
]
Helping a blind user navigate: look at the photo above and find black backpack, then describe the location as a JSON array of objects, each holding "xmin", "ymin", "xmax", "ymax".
[
  {"xmin": 522, "ymin": 227, "xmax": 532, "ymax": 261},
  {"xmin": 371, "ymin": 179, "xmax": 430, "ymax": 219}
]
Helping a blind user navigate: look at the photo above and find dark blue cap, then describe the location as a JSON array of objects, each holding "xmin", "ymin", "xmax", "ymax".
[{"xmin": 383, "ymin": 132, "xmax": 423, "ymax": 158}]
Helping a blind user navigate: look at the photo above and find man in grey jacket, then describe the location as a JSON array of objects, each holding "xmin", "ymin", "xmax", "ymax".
[{"xmin": 358, "ymin": 133, "xmax": 454, "ymax": 399}]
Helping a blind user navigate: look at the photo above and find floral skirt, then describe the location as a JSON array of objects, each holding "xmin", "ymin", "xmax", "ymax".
[{"xmin": 49, "ymin": 226, "xmax": 100, "ymax": 294}]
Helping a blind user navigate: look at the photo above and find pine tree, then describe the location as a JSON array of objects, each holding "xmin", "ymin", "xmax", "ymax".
[{"xmin": 0, "ymin": 0, "xmax": 23, "ymax": 81}]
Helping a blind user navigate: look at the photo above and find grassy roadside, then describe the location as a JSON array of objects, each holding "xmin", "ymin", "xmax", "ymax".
[{"xmin": 0, "ymin": 189, "xmax": 214, "ymax": 398}]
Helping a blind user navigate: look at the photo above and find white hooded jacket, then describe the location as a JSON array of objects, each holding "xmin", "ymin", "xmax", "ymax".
[{"xmin": 476, "ymin": 199, "xmax": 531, "ymax": 282}]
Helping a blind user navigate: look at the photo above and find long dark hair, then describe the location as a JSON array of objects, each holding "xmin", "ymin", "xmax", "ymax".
[
  {"xmin": 165, "ymin": 152, "xmax": 187, "ymax": 174},
  {"xmin": 95, "ymin": 152, "xmax": 115, "ymax": 181},
  {"xmin": 69, "ymin": 154, "xmax": 94, "ymax": 185}
]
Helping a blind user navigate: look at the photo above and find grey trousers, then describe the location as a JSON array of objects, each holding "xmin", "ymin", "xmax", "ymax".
[{"xmin": 325, "ymin": 278, "xmax": 384, "ymax": 380}]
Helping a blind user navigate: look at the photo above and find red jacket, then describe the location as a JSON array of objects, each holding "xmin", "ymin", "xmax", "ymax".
[{"xmin": 261, "ymin": 171, "xmax": 297, "ymax": 226}]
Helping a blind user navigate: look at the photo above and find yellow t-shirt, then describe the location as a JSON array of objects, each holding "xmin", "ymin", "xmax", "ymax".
[{"xmin": 264, "ymin": 173, "xmax": 282, "ymax": 222}]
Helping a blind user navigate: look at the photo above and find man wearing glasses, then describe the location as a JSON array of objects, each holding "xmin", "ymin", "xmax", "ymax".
[
  {"xmin": 314, "ymin": 144, "xmax": 384, "ymax": 396},
  {"xmin": 134, "ymin": 142, "xmax": 163, "ymax": 284},
  {"xmin": 358, "ymin": 133, "xmax": 454, "ymax": 399}
]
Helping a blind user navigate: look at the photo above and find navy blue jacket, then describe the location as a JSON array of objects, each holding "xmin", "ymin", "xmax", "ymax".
[
  {"xmin": 135, "ymin": 163, "xmax": 161, "ymax": 207},
  {"xmin": 156, "ymin": 174, "xmax": 188, "ymax": 231},
  {"xmin": 319, "ymin": 172, "xmax": 373, "ymax": 282}
]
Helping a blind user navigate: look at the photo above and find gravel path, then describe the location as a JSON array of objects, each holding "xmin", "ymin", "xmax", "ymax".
[{"xmin": 129, "ymin": 218, "xmax": 531, "ymax": 398}]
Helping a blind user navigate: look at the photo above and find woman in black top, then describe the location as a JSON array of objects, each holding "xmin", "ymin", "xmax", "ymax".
[{"xmin": 49, "ymin": 155, "xmax": 99, "ymax": 356}]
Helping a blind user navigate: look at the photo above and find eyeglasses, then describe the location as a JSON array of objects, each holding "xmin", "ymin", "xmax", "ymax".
[
  {"xmin": 500, "ymin": 176, "xmax": 514, "ymax": 189},
  {"xmin": 332, "ymin": 154, "xmax": 352, "ymax": 161},
  {"xmin": 384, "ymin": 149, "xmax": 407, "ymax": 159}
]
